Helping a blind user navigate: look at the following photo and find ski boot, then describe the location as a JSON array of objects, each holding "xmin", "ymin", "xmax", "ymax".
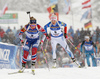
[
  {"xmin": 71, "ymin": 58, "xmax": 76, "ymax": 62},
  {"xmin": 31, "ymin": 62, "xmax": 35, "ymax": 75},
  {"xmin": 18, "ymin": 63, "xmax": 25, "ymax": 73},
  {"xmin": 71, "ymin": 58, "xmax": 81, "ymax": 68},
  {"xmin": 52, "ymin": 59, "xmax": 57, "ymax": 68}
]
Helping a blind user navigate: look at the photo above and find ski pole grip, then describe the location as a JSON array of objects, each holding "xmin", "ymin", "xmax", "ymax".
[{"xmin": 27, "ymin": 11, "xmax": 30, "ymax": 14}]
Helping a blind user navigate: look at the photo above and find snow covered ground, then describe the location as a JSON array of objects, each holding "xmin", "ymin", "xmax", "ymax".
[{"xmin": 1, "ymin": 67, "xmax": 100, "ymax": 79}]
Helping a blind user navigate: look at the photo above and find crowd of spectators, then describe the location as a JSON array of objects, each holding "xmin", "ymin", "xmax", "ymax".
[
  {"xmin": 68, "ymin": 26, "xmax": 100, "ymax": 54},
  {"xmin": 0, "ymin": 26, "xmax": 23, "ymax": 45},
  {"xmin": 0, "ymin": 25, "xmax": 100, "ymax": 68}
]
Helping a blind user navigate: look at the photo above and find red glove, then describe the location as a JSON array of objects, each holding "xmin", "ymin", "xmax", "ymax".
[
  {"xmin": 46, "ymin": 34, "xmax": 50, "ymax": 40},
  {"xmin": 40, "ymin": 40, "xmax": 44, "ymax": 45},
  {"xmin": 20, "ymin": 39, "xmax": 24, "ymax": 44},
  {"xmin": 46, "ymin": 36, "xmax": 49, "ymax": 40},
  {"xmin": 64, "ymin": 33, "xmax": 68, "ymax": 39}
]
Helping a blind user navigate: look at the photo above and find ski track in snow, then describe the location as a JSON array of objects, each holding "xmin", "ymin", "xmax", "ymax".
[{"xmin": 1, "ymin": 67, "xmax": 100, "ymax": 79}]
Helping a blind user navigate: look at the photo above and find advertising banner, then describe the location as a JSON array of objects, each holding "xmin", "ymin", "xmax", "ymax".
[
  {"xmin": 0, "ymin": 43, "xmax": 22, "ymax": 69},
  {"xmin": 96, "ymin": 57, "xmax": 100, "ymax": 66},
  {"xmin": 0, "ymin": 13, "xmax": 18, "ymax": 24}
]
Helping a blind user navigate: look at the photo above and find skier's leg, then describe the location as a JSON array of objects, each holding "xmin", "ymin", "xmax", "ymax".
[
  {"xmin": 58, "ymin": 37, "xmax": 74, "ymax": 59},
  {"xmin": 86, "ymin": 53, "xmax": 90, "ymax": 67},
  {"xmin": 31, "ymin": 39, "xmax": 39, "ymax": 74},
  {"xmin": 31, "ymin": 47, "xmax": 37, "ymax": 67},
  {"xmin": 31, "ymin": 47, "xmax": 37, "ymax": 74},
  {"xmin": 91, "ymin": 53, "xmax": 97, "ymax": 67},
  {"xmin": 19, "ymin": 39, "xmax": 31, "ymax": 72},
  {"xmin": 51, "ymin": 38, "xmax": 57, "ymax": 67},
  {"xmin": 51, "ymin": 39, "xmax": 57, "ymax": 60}
]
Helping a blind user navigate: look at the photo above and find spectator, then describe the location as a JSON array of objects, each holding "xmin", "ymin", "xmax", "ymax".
[
  {"xmin": 92, "ymin": 31, "xmax": 96, "ymax": 43},
  {"xmin": 8, "ymin": 29, "xmax": 14, "ymax": 44},
  {"xmin": 2, "ymin": 33, "xmax": 8, "ymax": 43},
  {"xmin": 80, "ymin": 28, "xmax": 85, "ymax": 41},
  {"xmin": 6, "ymin": 26, "xmax": 11, "ymax": 34},
  {"xmin": 12, "ymin": 26, "xmax": 17, "ymax": 36},
  {"xmin": 97, "ymin": 33, "xmax": 100, "ymax": 43},
  {"xmin": 86, "ymin": 28, "xmax": 91, "ymax": 36},
  {"xmin": 0, "ymin": 26, "xmax": 5, "ymax": 41},
  {"xmin": 68, "ymin": 26, "xmax": 74, "ymax": 38},
  {"xmin": 96, "ymin": 41, "xmax": 100, "ymax": 57},
  {"xmin": 76, "ymin": 29, "xmax": 80, "ymax": 37},
  {"xmin": 0, "ymin": 37, "xmax": 1, "ymax": 42},
  {"xmin": 73, "ymin": 31, "xmax": 79, "ymax": 47},
  {"xmin": 20, "ymin": 25, "xmax": 23, "ymax": 30},
  {"xmin": 13, "ymin": 36, "xmax": 20, "ymax": 45}
]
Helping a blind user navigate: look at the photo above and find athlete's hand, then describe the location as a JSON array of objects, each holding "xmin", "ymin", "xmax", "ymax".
[
  {"xmin": 46, "ymin": 34, "xmax": 50, "ymax": 40},
  {"xmin": 20, "ymin": 39, "xmax": 24, "ymax": 44},
  {"xmin": 64, "ymin": 33, "xmax": 68, "ymax": 39},
  {"xmin": 40, "ymin": 40, "xmax": 44, "ymax": 45}
]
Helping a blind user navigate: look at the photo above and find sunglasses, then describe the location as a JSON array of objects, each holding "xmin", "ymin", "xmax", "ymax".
[
  {"xmin": 30, "ymin": 24, "xmax": 36, "ymax": 27},
  {"xmin": 30, "ymin": 20, "xmax": 36, "ymax": 24}
]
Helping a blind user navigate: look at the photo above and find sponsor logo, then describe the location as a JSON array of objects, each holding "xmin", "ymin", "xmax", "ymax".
[
  {"xmin": 24, "ymin": 46, "xmax": 29, "ymax": 50},
  {"xmin": 0, "ymin": 48, "xmax": 10, "ymax": 62}
]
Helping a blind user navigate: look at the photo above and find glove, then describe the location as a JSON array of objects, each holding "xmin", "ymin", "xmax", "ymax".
[
  {"xmin": 40, "ymin": 40, "xmax": 44, "ymax": 45},
  {"xmin": 64, "ymin": 33, "xmax": 68, "ymax": 39},
  {"xmin": 46, "ymin": 34, "xmax": 50, "ymax": 40},
  {"xmin": 20, "ymin": 39, "xmax": 24, "ymax": 44}
]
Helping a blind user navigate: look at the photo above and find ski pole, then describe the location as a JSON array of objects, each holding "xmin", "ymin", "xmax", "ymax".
[
  {"xmin": 67, "ymin": 39, "xmax": 77, "ymax": 49},
  {"xmin": 26, "ymin": 11, "xmax": 31, "ymax": 31},
  {"xmin": 66, "ymin": 39, "xmax": 81, "ymax": 68},
  {"xmin": 41, "ymin": 40, "xmax": 50, "ymax": 71},
  {"xmin": 67, "ymin": 39, "xmax": 82, "ymax": 54}
]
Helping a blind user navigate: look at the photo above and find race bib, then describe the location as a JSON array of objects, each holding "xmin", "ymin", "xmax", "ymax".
[
  {"xmin": 51, "ymin": 29, "xmax": 63, "ymax": 36},
  {"xmin": 26, "ymin": 32, "xmax": 39, "ymax": 39},
  {"xmin": 84, "ymin": 45, "xmax": 93, "ymax": 51}
]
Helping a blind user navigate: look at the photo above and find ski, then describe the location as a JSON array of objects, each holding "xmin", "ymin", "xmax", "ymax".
[
  {"xmin": 74, "ymin": 61, "xmax": 81, "ymax": 68},
  {"xmin": 8, "ymin": 71, "xmax": 35, "ymax": 75},
  {"xmin": 8, "ymin": 71, "xmax": 22, "ymax": 75}
]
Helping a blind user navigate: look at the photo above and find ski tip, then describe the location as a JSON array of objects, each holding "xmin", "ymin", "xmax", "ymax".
[
  {"xmin": 78, "ymin": 66, "xmax": 81, "ymax": 68},
  {"xmin": 8, "ymin": 72, "xmax": 19, "ymax": 75}
]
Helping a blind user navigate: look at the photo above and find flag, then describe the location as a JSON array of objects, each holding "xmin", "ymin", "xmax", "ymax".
[
  {"xmin": 82, "ymin": 0, "xmax": 91, "ymax": 9},
  {"xmin": 47, "ymin": 4, "xmax": 59, "ymax": 20},
  {"xmin": 80, "ymin": 9, "xmax": 92, "ymax": 21},
  {"xmin": 63, "ymin": 0, "xmax": 70, "ymax": 14},
  {"xmin": 84, "ymin": 21, "xmax": 92, "ymax": 29},
  {"xmin": 0, "ymin": 4, "xmax": 8, "ymax": 17},
  {"xmin": 47, "ymin": 4, "xmax": 58, "ymax": 13}
]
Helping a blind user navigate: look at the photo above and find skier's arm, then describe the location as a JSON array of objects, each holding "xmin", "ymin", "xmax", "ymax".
[
  {"xmin": 80, "ymin": 41, "xmax": 85, "ymax": 52},
  {"xmin": 44, "ymin": 22, "xmax": 51, "ymax": 33},
  {"xmin": 92, "ymin": 41, "xmax": 98, "ymax": 53},
  {"xmin": 58, "ymin": 21, "xmax": 67, "ymax": 38},
  {"xmin": 37, "ymin": 24, "xmax": 47, "ymax": 36},
  {"xmin": 39, "ymin": 22, "xmax": 51, "ymax": 44},
  {"xmin": 37, "ymin": 24, "xmax": 49, "ymax": 41}
]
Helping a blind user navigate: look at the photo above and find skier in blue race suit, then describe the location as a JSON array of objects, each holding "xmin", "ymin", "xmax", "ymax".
[
  {"xmin": 43, "ymin": 14, "xmax": 75, "ymax": 68},
  {"xmin": 80, "ymin": 36, "xmax": 97, "ymax": 67}
]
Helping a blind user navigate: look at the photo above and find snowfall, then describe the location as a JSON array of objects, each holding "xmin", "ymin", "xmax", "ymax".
[{"xmin": 0, "ymin": 67, "xmax": 100, "ymax": 79}]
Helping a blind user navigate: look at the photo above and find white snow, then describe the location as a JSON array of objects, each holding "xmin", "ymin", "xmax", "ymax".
[{"xmin": 1, "ymin": 67, "xmax": 100, "ymax": 79}]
